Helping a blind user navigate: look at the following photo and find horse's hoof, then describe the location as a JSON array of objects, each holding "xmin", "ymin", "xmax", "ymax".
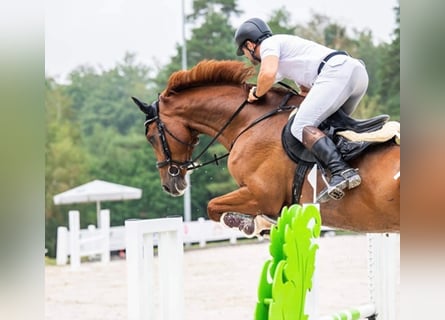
[
  {"xmin": 239, "ymin": 219, "xmax": 256, "ymax": 238},
  {"xmin": 221, "ymin": 213, "xmax": 273, "ymax": 239},
  {"xmin": 240, "ymin": 215, "xmax": 274, "ymax": 239},
  {"xmin": 220, "ymin": 212, "xmax": 252, "ymax": 229},
  {"xmin": 220, "ymin": 212, "xmax": 257, "ymax": 238}
]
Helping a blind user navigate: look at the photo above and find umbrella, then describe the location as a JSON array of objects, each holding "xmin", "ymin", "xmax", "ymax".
[{"xmin": 53, "ymin": 179, "xmax": 142, "ymax": 227}]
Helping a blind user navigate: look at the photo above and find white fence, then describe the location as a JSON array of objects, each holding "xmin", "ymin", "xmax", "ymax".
[
  {"xmin": 56, "ymin": 213, "xmax": 254, "ymax": 268},
  {"xmin": 125, "ymin": 217, "xmax": 184, "ymax": 320},
  {"xmin": 56, "ymin": 210, "xmax": 337, "ymax": 269},
  {"xmin": 56, "ymin": 210, "xmax": 110, "ymax": 269}
]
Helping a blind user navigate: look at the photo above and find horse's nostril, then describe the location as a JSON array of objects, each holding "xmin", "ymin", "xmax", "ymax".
[{"xmin": 162, "ymin": 185, "xmax": 170, "ymax": 193}]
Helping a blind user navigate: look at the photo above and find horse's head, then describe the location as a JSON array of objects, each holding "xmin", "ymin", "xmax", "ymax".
[{"xmin": 132, "ymin": 96, "xmax": 199, "ymax": 196}]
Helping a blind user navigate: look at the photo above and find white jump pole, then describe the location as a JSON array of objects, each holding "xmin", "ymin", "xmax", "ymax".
[
  {"xmin": 319, "ymin": 233, "xmax": 399, "ymax": 320},
  {"xmin": 367, "ymin": 233, "xmax": 399, "ymax": 320},
  {"xmin": 125, "ymin": 217, "xmax": 184, "ymax": 320}
]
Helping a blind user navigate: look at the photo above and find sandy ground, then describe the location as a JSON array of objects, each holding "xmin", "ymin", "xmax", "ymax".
[{"xmin": 45, "ymin": 234, "xmax": 399, "ymax": 320}]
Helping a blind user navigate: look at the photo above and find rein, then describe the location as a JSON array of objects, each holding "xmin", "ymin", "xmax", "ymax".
[
  {"xmin": 188, "ymin": 92, "xmax": 296, "ymax": 171},
  {"xmin": 229, "ymin": 92, "xmax": 296, "ymax": 150},
  {"xmin": 186, "ymin": 99, "xmax": 249, "ymax": 170}
]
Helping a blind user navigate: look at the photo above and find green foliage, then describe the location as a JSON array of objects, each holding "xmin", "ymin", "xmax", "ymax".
[
  {"xmin": 45, "ymin": 78, "xmax": 90, "ymax": 256},
  {"xmin": 154, "ymin": 0, "xmax": 244, "ymax": 93},
  {"xmin": 187, "ymin": 13, "xmax": 239, "ymax": 63},
  {"xmin": 45, "ymin": 1, "xmax": 399, "ymax": 257},
  {"xmin": 294, "ymin": 13, "xmax": 331, "ymax": 44},
  {"xmin": 376, "ymin": 6, "xmax": 400, "ymax": 120},
  {"xmin": 352, "ymin": 94, "xmax": 381, "ymax": 119},
  {"xmin": 188, "ymin": 0, "xmax": 242, "ymax": 22},
  {"xmin": 266, "ymin": 8, "xmax": 297, "ymax": 34},
  {"xmin": 66, "ymin": 53, "xmax": 155, "ymax": 136},
  {"xmin": 255, "ymin": 204, "xmax": 321, "ymax": 320}
]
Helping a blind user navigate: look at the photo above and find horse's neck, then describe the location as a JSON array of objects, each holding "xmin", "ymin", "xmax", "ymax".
[
  {"xmin": 176, "ymin": 86, "xmax": 297, "ymax": 149},
  {"xmin": 181, "ymin": 88, "xmax": 250, "ymax": 148}
]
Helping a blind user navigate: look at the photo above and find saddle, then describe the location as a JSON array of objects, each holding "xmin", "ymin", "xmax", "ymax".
[{"xmin": 282, "ymin": 108, "xmax": 400, "ymax": 164}]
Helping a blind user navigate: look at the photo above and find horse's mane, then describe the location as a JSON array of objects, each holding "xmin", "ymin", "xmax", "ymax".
[{"xmin": 162, "ymin": 60, "xmax": 255, "ymax": 96}]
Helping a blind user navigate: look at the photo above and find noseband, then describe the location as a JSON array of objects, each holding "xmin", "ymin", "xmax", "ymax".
[{"xmin": 144, "ymin": 100, "xmax": 198, "ymax": 176}]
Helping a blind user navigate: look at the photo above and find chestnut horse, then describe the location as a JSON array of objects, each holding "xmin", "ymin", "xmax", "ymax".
[{"xmin": 133, "ymin": 60, "xmax": 400, "ymax": 236}]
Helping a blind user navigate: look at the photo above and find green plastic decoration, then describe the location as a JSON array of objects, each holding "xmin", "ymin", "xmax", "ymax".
[{"xmin": 254, "ymin": 204, "xmax": 321, "ymax": 320}]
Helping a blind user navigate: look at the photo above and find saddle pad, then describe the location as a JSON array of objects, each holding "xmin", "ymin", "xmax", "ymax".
[{"xmin": 337, "ymin": 121, "xmax": 400, "ymax": 145}]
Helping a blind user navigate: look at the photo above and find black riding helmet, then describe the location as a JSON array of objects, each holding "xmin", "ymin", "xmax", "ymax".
[{"xmin": 234, "ymin": 18, "xmax": 273, "ymax": 56}]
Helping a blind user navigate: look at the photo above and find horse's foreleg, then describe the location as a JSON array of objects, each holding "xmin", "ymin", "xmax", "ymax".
[
  {"xmin": 207, "ymin": 187, "xmax": 275, "ymax": 237},
  {"xmin": 207, "ymin": 186, "xmax": 259, "ymax": 221}
]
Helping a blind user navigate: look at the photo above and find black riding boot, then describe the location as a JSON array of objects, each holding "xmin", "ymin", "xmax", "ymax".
[{"xmin": 302, "ymin": 126, "xmax": 361, "ymax": 203}]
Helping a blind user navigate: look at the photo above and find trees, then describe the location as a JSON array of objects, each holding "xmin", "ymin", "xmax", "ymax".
[
  {"xmin": 153, "ymin": 0, "xmax": 244, "ymax": 91},
  {"xmin": 45, "ymin": 78, "xmax": 89, "ymax": 255},
  {"xmin": 376, "ymin": 5, "xmax": 400, "ymax": 120}
]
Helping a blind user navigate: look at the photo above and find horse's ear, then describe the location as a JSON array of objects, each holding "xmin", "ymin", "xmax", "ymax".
[{"xmin": 131, "ymin": 96, "xmax": 151, "ymax": 115}]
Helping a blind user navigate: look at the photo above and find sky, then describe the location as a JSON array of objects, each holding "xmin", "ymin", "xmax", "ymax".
[{"xmin": 45, "ymin": 0, "xmax": 398, "ymax": 82}]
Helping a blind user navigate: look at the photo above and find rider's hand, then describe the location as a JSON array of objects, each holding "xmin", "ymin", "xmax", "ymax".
[
  {"xmin": 248, "ymin": 86, "xmax": 261, "ymax": 103},
  {"xmin": 299, "ymin": 85, "xmax": 310, "ymax": 97}
]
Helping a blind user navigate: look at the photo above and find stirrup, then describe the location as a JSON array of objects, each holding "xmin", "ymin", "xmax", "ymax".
[
  {"xmin": 341, "ymin": 168, "xmax": 362, "ymax": 189},
  {"xmin": 317, "ymin": 185, "xmax": 345, "ymax": 203},
  {"xmin": 316, "ymin": 169, "xmax": 361, "ymax": 203}
]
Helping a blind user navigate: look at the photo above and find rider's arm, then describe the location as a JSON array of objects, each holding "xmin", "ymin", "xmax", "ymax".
[
  {"xmin": 248, "ymin": 55, "xmax": 279, "ymax": 102},
  {"xmin": 256, "ymin": 55, "xmax": 279, "ymax": 96}
]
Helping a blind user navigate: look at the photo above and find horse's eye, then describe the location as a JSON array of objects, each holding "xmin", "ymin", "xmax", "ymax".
[
  {"xmin": 192, "ymin": 136, "xmax": 200, "ymax": 146},
  {"xmin": 148, "ymin": 135, "xmax": 156, "ymax": 144}
]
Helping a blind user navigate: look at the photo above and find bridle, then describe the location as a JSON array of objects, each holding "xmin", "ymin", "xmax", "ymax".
[
  {"xmin": 142, "ymin": 97, "xmax": 251, "ymax": 177},
  {"xmin": 143, "ymin": 100, "xmax": 199, "ymax": 177}
]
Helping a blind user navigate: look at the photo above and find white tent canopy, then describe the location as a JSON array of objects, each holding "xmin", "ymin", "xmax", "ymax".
[{"xmin": 53, "ymin": 179, "xmax": 142, "ymax": 226}]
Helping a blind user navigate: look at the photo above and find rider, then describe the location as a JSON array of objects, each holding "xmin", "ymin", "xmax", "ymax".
[{"xmin": 234, "ymin": 18, "xmax": 368, "ymax": 202}]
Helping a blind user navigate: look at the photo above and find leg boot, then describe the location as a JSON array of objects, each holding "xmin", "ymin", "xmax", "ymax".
[{"xmin": 302, "ymin": 126, "xmax": 362, "ymax": 202}]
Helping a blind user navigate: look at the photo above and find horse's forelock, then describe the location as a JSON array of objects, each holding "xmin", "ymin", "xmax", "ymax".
[{"xmin": 163, "ymin": 60, "xmax": 254, "ymax": 96}]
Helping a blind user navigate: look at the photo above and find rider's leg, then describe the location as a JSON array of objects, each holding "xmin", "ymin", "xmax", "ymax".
[
  {"xmin": 291, "ymin": 58, "xmax": 368, "ymax": 202},
  {"xmin": 302, "ymin": 126, "xmax": 361, "ymax": 202}
]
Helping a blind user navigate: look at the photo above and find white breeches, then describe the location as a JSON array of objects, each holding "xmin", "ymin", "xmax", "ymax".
[{"xmin": 290, "ymin": 55, "xmax": 369, "ymax": 141}]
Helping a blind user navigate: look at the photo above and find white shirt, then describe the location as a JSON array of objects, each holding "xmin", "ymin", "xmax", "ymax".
[{"xmin": 260, "ymin": 34, "xmax": 334, "ymax": 88}]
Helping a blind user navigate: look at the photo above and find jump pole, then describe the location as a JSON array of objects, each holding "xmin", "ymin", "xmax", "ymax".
[
  {"xmin": 367, "ymin": 232, "xmax": 399, "ymax": 320},
  {"xmin": 317, "ymin": 233, "xmax": 399, "ymax": 320},
  {"xmin": 125, "ymin": 217, "xmax": 184, "ymax": 320}
]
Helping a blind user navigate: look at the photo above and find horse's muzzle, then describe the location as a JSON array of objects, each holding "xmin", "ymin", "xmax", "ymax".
[{"xmin": 161, "ymin": 176, "xmax": 187, "ymax": 197}]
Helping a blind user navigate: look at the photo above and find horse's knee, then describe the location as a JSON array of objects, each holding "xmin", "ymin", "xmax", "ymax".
[{"xmin": 206, "ymin": 199, "xmax": 221, "ymax": 222}]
